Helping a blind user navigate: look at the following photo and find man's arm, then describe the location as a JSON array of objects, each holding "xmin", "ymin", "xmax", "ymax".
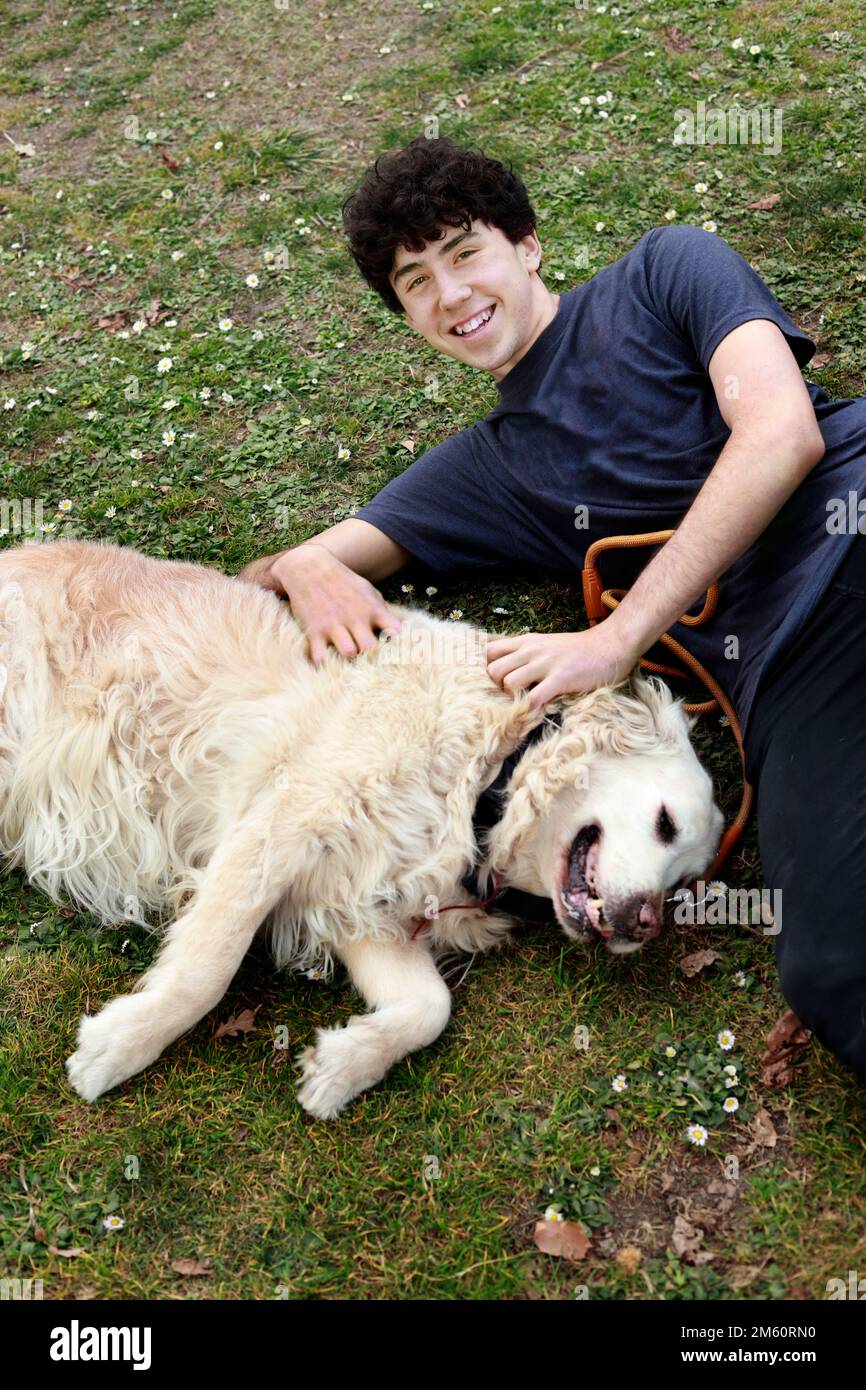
[
  {"xmin": 236, "ymin": 517, "xmax": 411, "ymax": 589},
  {"xmin": 604, "ymin": 318, "xmax": 825, "ymax": 655},
  {"xmin": 486, "ymin": 318, "xmax": 826, "ymax": 708}
]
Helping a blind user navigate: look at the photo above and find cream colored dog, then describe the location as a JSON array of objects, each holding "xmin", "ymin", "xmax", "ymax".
[{"xmin": 0, "ymin": 540, "xmax": 723, "ymax": 1118}]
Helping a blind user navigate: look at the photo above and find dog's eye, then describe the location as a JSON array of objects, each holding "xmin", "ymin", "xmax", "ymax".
[{"xmin": 656, "ymin": 805, "xmax": 677, "ymax": 845}]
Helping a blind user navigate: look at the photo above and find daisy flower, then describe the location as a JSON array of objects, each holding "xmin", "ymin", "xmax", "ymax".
[
  {"xmin": 218, "ymin": 318, "xmax": 233, "ymax": 332},
  {"xmin": 717, "ymin": 1029, "xmax": 736, "ymax": 1051},
  {"xmin": 156, "ymin": 357, "xmax": 173, "ymax": 373},
  {"xmin": 694, "ymin": 181, "xmax": 709, "ymax": 193},
  {"xmin": 664, "ymin": 209, "xmax": 678, "ymax": 221},
  {"xmin": 160, "ymin": 188, "xmax": 174, "ymax": 201},
  {"xmin": 103, "ymin": 1214, "xmax": 125, "ymax": 1230},
  {"xmin": 162, "ymin": 398, "xmax": 178, "ymax": 411},
  {"xmin": 731, "ymin": 37, "xmax": 744, "ymax": 50},
  {"xmin": 723, "ymin": 1096, "xmax": 740, "ymax": 1114},
  {"xmin": 544, "ymin": 1206, "xmax": 565, "ymax": 1222},
  {"xmin": 492, "ymin": 606, "xmax": 508, "ymax": 614},
  {"xmin": 448, "ymin": 609, "xmax": 464, "ymax": 621},
  {"xmin": 723, "ymin": 1064, "xmax": 738, "ymax": 1077},
  {"xmin": 337, "ymin": 445, "xmax": 351, "ymax": 460},
  {"xmin": 162, "ymin": 429, "xmax": 176, "ymax": 446},
  {"xmin": 171, "ymin": 250, "xmax": 186, "ymax": 262},
  {"xmin": 213, "ymin": 140, "xmax": 223, "ymax": 151},
  {"xmin": 199, "ymin": 387, "xmax": 212, "ymax": 400},
  {"xmin": 57, "ymin": 500, "xmax": 73, "ymax": 512},
  {"xmin": 426, "ymin": 586, "xmax": 438, "ymax": 597},
  {"xmin": 733, "ymin": 971, "xmax": 746, "ymax": 987},
  {"xmin": 132, "ymin": 319, "xmax": 147, "ymax": 334},
  {"xmin": 4, "ymin": 399, "xmax": 16, "ymax": 410},
  {"xmin": 104, "ymin": 506, "xmax": 117, "ymax": 518},
  {"xmin": 401, "ymin": 583, "xmax": 414, "ymax": 594},
  {"xmin": 749, "ymin": 44, "xmax": 762, "ymax": 55},
  {"xmin": 664, "ymin": 1045, "xmax": 677, "ymax": 1058},
  {"xmin": 687, "ymin": 1123, "xmax": 708, "ymax": 1146},
  {"xmin": 612, "ymin": 1074, "xmax": 628, "ymax": 1093},
  {"xmin": 702, "ymin": 220, "xmax": 718, "ymax": 233},
  {"xmin": 245, "ymin": 273, "xmax": 260, "ymax": 288},
  {"xmin": 258, "ymin": 192, "xmax": 271, "ymax": 202},
  {"xmin": 129, "ymin": 447, "xmax": 143, "ymax": 459}
]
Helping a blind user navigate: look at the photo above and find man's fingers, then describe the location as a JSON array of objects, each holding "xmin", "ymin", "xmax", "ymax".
[{"xmin": 485, "ymin": 637, "xmax": 521, "ymax": 661}]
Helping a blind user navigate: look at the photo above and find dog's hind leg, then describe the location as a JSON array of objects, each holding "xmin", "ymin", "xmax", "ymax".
[
  {"xmin": 295, "ymin": 935, "xmax": 451, "ymax": 1120},
  {"xmin": 65, "ymin": 807, "xmax": 301, "ymax": 1102}
]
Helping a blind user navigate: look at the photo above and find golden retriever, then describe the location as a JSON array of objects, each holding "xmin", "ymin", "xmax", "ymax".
[{"xmin": 0, "ymin": 540, "xmax": 723, "ymax": 1117}]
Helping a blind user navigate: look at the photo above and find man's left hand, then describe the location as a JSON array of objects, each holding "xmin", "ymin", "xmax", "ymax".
[{"xmin": 485, "ymin": 624, "xmax": 641, "ymax": 711}]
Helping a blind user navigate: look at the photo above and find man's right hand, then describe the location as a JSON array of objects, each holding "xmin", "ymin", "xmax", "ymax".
[{"xmin": 250, "ymin": 543, "xmax": 405, "ymax": 664}]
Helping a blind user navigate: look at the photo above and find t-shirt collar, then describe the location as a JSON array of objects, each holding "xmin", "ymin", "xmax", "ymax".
[{"xmin": 494, "ymin": 290, "xmax": 572, "ymax": 405}]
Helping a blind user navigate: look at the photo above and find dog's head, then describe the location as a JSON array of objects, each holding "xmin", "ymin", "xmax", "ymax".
[{"xmin": 483, "ymin": 674, "xmax": 724, "ymax": 955}]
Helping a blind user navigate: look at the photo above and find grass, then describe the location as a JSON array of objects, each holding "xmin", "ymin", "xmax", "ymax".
[{"xmin": 1, "ymin": 0, "xmax": 865, "ymax": 1300}]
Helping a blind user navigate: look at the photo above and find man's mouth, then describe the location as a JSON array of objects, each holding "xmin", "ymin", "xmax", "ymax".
[
  {"xmin": 450, "ymin": 304, "xmax": 496, "ymax": 340},
  {"xmin": 558, "ymin": 825, "xmax": 611, "ymax": 940}
]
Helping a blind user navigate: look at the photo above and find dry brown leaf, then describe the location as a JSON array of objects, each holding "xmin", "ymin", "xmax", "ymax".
[
  {"xmin": 660, "ymin": 1170, "xmax": 675, "ymax": 1192},
  {"xmin": 160, "ymin": 150, "xmax": 181, "ymax": 172},
  {"xmin": 727, "ymin": 1263, "xmax": 763, "ymax": 1289},
  {"xmin": 678, "ymin": 948, "xmax": 721, "ymax": 977},
  {"xmin": 214, "ymin": 1005, "xmax": 261, "ymax": 1039},
  {"xmin": 2, "ymin": 131, "xmax": 37, "ymax": 157},
  {"xmin": 747, "ymin": 193, "xmax": 782, "ymax": 210},
  {"xmin": 170, "ymin": 1258, "xmax": 213, "ymax": 1277},
  {"xmin": 454, "ymin": 93, "xmax": 470, "ymax": 109},
  {"xmin": 750, "ymin": 1104, "xmax": 778, "ymax": 1148},
  {"xmin": 96, "ymin": 312, "xmax": 128, "ymax": 332},
  {"xmin": 665, "ymin": 25, "xmax": 694, "ymax": 51},
  {"xmin": 671, "ymin": 1213, "xmax": 715, "ymax": 1264},
  {"xmin": 48, "ymin": 1245, "xmax": 85, "ymax": 1258},
  {"xmin": 533, "ymin": 1218, "xmax": 592, "ymax": 1263},
  {"xmin": 399, "ymin": 438, "xmax": 416, "ymax": 453},
  {"xmin": 760, "ymin": 1007, "xmax": 810, "ymax": 1087}
]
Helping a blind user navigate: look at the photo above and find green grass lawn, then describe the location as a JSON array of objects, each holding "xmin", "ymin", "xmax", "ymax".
[{"xmin": 1, "ymin": 0, "xmax": 864, "ymax": 1300}]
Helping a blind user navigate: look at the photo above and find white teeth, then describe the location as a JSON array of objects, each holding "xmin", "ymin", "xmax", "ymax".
[{"xmin": 454, "ymin": 307, "xmax": 492, "ymax": 335}]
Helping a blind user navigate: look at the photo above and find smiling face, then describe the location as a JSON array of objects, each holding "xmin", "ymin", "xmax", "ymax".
[{"xmin": 388, "ymin": 218, "xmax": 561, "ymax": 383}]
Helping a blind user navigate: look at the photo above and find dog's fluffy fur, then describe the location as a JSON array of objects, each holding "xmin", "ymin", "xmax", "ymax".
[{"xmin": 0, "ymin": 540, "xmax": 722, "ymax": 1117}]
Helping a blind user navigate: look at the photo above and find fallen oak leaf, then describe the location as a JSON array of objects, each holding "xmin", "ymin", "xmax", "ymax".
[
  {"xmin": 533, "ymin": 1218, "xmax": 592, "ymax": 1262},
  {"xmin": 48, "ymin": 1245, "xmax": 85, "ymax": 1258},
  {"xmin": 615, "ymin": 1245, "xmax": 642, "ymax": 1275},
  {"xmin": 678, "ymin": 948, "xmax": 721, "ymax": 977},
  {"xmin": 747, "ymin": 193, "xmax": 782, "ymax": 210},
  {"xmin": 214, "ymin": 1005, "xmax": 261, "ymax": 1039},
  {"xmin": 160, "ymin": 150, "xmax": 181, "ymax": 172}
]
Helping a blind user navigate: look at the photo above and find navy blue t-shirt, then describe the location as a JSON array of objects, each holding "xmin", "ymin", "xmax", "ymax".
[{"xmin": 354, "ymin": 225, "xmax": 866, "ymax": 773}]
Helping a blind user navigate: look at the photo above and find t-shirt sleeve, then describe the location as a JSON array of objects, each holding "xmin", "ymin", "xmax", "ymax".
[
  {"xmin": 641, "ymin": 224, "xmax": 816, "ymax": 373},
  {"xmin": 351, "ymin": 429, "xmax": 516, "ymax": 577}
]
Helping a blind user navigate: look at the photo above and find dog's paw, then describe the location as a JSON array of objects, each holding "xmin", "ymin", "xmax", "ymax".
[
  {"xmin": 65, "ymin": 995, "xmax": 165, "ymax": 1102},
  {"xmin": 294, "ymin": 1018, "xmax": 387, "ymax": 1120}
]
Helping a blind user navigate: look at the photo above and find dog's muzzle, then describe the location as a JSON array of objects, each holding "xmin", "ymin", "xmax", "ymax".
[{"xmin": 559, "ymin": 826, "xmax": 663, "ymax": 952}]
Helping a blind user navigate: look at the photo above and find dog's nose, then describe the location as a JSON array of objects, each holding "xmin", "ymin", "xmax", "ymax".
[{"xmin": 607, "ymin": 892, "xmax": 662, "ymax": 944}]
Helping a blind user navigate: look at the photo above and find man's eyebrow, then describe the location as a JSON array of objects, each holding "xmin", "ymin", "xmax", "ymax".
[{"xmin": 392, "ymin": 228, "xmax": 477, "ymax": 287}]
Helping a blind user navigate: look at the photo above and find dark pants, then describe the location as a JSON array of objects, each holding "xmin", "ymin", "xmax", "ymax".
[{"xmin": 745, "ymin": 533, "xmax": 866, "ymax": 1083}]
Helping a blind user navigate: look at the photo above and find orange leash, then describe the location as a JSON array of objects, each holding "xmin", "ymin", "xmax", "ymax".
[{"xmin": 582, "ymin": 531, "xmax": 753, "ymax": 883}]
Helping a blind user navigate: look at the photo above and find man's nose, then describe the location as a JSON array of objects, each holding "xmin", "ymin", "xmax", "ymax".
[{"xmin": 437, "ymin": 271, "xmax": 472, "ymax": 310}]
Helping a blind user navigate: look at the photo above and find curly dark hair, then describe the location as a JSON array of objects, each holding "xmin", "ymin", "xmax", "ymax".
[{"xmin": 341, "ymin": 135, "xmax": 539, "ymax": 315}]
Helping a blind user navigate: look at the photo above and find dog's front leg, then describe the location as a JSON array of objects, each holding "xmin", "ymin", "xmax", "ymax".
[
  {"xmin": 296, "ymin": 935, "xmax": 451, "ymax": 1120},
  {"xmin": 66, "ymin": 806, "xmax": 301, "ymax": 1101}
]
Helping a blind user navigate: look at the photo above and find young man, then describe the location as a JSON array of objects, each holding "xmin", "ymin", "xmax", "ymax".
[{"xmin": 239, "ymin": 136, "xmax": 866, "ymax": 1084}]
